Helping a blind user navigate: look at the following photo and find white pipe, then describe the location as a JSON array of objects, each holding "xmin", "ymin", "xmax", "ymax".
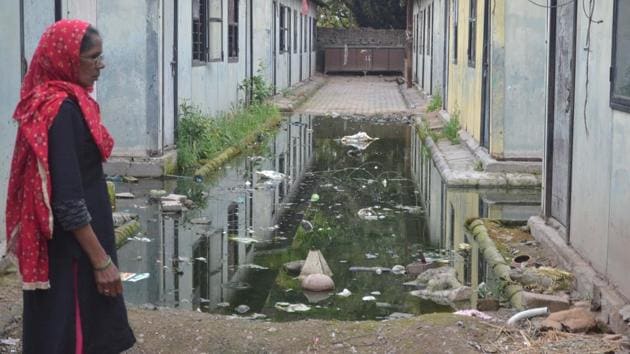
[{"xmin": 507, "ymin": 307, "xmax": 549, "ymax": 326}]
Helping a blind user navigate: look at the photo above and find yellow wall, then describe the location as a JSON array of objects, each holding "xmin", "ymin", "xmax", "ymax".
[{"xmin": 447, "ymin": 0, "xmax": 485, "ymax": 141}]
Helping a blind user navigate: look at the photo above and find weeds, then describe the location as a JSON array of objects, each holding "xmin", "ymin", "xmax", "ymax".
[
  {"xmin": 442, "ymin": 110, "xmax": 461, "ymax": 144},
  {"xmin": 239, "ymin": 62, "xmax": 274, "ymax": 105},
  {"xmin": 177, "ymin": 102, "xmax": 280, "ymax": 173},
  {"xmin": 426, "ymin": 92, "xmax": 442, "ymax": 113}
]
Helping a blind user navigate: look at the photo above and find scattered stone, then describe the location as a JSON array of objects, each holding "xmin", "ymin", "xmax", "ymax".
[
  {"xmin": 522, "ymin": 292, "xmax": 570, "ymax": 313},
  {"xmin": 284, "ymin": 260, "xmax": 305, "ymax": 275},
  {"xmin": 540, "ymin": 307, "xmax": 598, "ymax": 333},
  {"xmin": 509, "ymin": 266, "xmax": 574, "ymax": 293},
  {"xmin": 112, "ymin": 212, "xmax": 138, "ymax": 227},
  {"xmin": 161, "ymin": 200, "xmax": 184, "ymax": 212},
  {"xmin": 410, "ymin": 267, "xmax": 473, "ymax": 305},
  {"xmin": 477, "ymin": 298, "xmax": 500, "ymax": 311},
  {"xmin": 405, "ymin": 261, "xmax": 439, "ymax": 276},
  {"xmin": 301, "ymin": 274, "xmax": 335, "ymax": 292}
]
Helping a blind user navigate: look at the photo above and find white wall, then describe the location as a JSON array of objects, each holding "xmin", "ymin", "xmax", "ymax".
[
  {"xmin": 570, "ymin": 0, "xmax": 630, "ymax": 297},
  {"xmin": 0, "ymin": 0, "xmax": 22, "ymax": 251}
]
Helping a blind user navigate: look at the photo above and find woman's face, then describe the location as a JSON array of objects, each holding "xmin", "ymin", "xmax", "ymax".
[{"xmin": 78, "ymin": 35, "xmax": 105, "ymax": 88}]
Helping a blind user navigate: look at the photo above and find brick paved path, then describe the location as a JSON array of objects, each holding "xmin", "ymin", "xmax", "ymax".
[{"xmin": 299, "ymin": 76, "xmax": 409, "ymax": 115}]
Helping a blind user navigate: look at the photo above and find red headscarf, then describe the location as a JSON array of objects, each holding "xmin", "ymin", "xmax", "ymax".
[{"xmin": 5, "ymin": 19, "xmax": 114, "ymax": 290}]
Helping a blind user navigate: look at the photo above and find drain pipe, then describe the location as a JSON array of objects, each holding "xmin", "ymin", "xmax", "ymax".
[{"xmin": 507, "ymin": 307, "xmax": 549, "ymax": 326}]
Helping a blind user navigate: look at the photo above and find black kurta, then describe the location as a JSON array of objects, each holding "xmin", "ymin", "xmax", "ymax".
[{"xmin": 22, "ymin": 100, "xmax": 135, "ymax": 354}]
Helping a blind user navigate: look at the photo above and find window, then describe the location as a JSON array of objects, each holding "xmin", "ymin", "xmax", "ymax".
[
  {"xmin": 611, "ymin": 0, "xmax": 630, "ymax": 112},
  {"xmin": 453, "ymin": 0, "xmax": 458, "ymax": 63},
  {"xmin": 467, "ymin": 0, "xmax": 476, "ymax": 67},
  {"xmin": 293, "ymin": 10, "xmax": 298, "ymax": 53},
  {"xmin": 228, "ymin": 0, "xmax": 238, "ymax": 61},
  {"xmin": 192, "ymin": 0, "xmax": 208, "ymax": 61},
  {"xmin": 209, "ymin": 0, "xmax": 223, "ymax": 61},
  {"xmin": 279, "ymin": 6, "xmax": 288, "ymax": 52}
]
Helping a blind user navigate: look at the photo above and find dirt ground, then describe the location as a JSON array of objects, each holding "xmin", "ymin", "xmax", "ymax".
[{"xmin": 1, "ymin": 273, "xmax": 624, "ymax": 354}]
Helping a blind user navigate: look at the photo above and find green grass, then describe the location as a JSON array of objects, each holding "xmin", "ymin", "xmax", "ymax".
[
  {"xmin": 176, "ymin": 103, "xmax": 280, "ymax": 173},
  {"xmin": 442, "ymin": 111, "xmax": 461, "ymax": 144},
  {"xmin": 426, "ymin": 93, "xmax": 443, "ymax": 113}
]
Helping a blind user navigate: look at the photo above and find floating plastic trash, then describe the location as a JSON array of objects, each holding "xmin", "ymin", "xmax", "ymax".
[
  {"xmin": 274, "ymin": 303, "xmax": 311, "ymax": 312},
  {"xmin": 256, "ymin": 170, "xmax": 287, "ymax": 181},
  {"xmin": 362, "ymin": 296, "xmax": 376, "ymax": 301},
  {"xmin": 365, "ymin": 253, "xmax": 378, "ymax": 260},
  {"xmin": 235, "ymin": 305, "xmax": 250, "ymax": 314},
  {"xmin": 370, "ymin": 291, "xmax": 381, "ymax": 296},
  {"xmin": 310, "ymin": 193, "xmax": 320, "ymax": 202},
  {"xmin": 228, "ymin": 237, "xmax": 259, "ymax": 244},
  {"xmin": 194, "ymin": 257, "xmax": 207, "ymax": 263},
  {"xmin": 300, "ymin": 220, "xmax": 314, "ymax": 231},
  {"xmin": 120, "ymin": 272, "xmax": 150, "ymax": 282},
  {"xmin": 358, "ymin": 207, "xmax": 379, "ymax": 221},
  {"xmin": 337, "ymin": 288, "xmax": 352, "ymax": 297},
  {"xmin": 239, "ymin": 264, "xmax": 269, "ymax": 270},
  {"xmin": 391, "ymin": 265, "xmax": 406, "ymax": 275}
]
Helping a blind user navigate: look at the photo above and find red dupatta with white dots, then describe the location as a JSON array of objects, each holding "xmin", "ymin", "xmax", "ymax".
[{"xmin": 5, "ymin": 19, "xmax": 114, "ymax": 290}]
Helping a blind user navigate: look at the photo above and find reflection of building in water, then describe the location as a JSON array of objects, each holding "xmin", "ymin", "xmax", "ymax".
[
  {"xmin": 152, "ymin": 114, "xmax": 314, "ymax": 310},
  {"xmin": 410, "ymin": 130, "xmax": 540, "ymax": 285}
]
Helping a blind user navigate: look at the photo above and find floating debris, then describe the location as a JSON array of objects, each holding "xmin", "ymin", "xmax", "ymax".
[
  {"xmin": 349, "ymin": 266, "xmax": 391, "ymax": 273},
  {"xmin": 122, "ymin": 176, "xmax": 139, "ymax": 183},
  {"xmin": 239, "ymin": 264, "xmax": 269, "ymax": 270},
  {"xmin": 216, "ymin": 302, "xmax": 230, "ymax": 308},
  {"xmin": 394, "ymin": 204, "xmax": 423, "ymax": 214},
  {"xmin": 341, "ymin": 132, "xmax": 379, "ymax": 150},
  {"xmin": 362, "ymin": 296, "xmax": 376, "ymax": 302},
  {"xmin": 358, "ymin": 207, "xmax": 379, "ymax": 221},
  {"xmin": 129, "ymin": 236, "xmax": 152, "ymax": 243},
  {"xmin": 391, "ymin": 265, "xmax": 406, "ymax": 275},
  {"xmin": 120, "ymin": 272, "xmax": 150, "ymax": 282},
  {"xmin": 364, "ymin": 253, "xmax": 379, "ymax": 260},
  {"xmin": 300, "ymin": 219, "xmax": 314, "ymax": 231},
  {"xmin": 274, "ymin": 302, "xmax": 311, "ymax": 312},
  {"xmin": 337, "ymin": 288, "xmax": 352, "ymax": 297},
  {"xmin": 310, "ymin": 193, "xmax": 320, "ymax": 202},
  {"xmin": 370, "ymin": 291, "xmax": 381, "ymax": 296},
  {"xmin": 256, "ymin": 170, "xmax": 287, "ymax": 181},
  {"xmin": 222, "ymin": 281, "xmax": 251, "ymax": 290},
  {"xmin": 235, "ymin": 305, "xmax": 250, "ymax": 314},
  {"xmin": 228, "ymin": 237, "xmax": 259, "ymax": 244},
  {"xmin": 149, "ymin": 189, "xmax": 168, "ymax": 199},
  {"xmin": 115, "ymin": 192, "xmax": 135, "ymax": 199},
  {"xmin": 194, "ymin": 257, "xmax": 207, "ymax": 263}
]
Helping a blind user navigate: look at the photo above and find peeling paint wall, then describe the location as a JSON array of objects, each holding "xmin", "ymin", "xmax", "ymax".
[
  {"xmin": 568, "ymin": 0, "xmax": 630, "ymax": 297},
  {"xmin": 447, "ymin": 0, "xmax": 483, "ymax": 140},
  {"xmin": 489, "ymin": 0, "xmax": 546, "ymax": 159},
  {"xmin": 0, "ymin": 0, "xmax": 22, "ymax": 249}
]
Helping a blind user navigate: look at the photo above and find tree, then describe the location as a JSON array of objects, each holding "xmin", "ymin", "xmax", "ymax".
[{"xmin": 317, "ymin": 0, "xmax": 406, "ymax": 29}]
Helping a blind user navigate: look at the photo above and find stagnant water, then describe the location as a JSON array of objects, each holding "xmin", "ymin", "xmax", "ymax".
[{"xmin": 115, "ymin": 114, "xmax": 540, "ymax": 321}]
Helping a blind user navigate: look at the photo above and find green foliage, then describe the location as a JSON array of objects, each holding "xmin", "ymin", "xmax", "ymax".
[
  {"xmin": 426, "ymin": 93, "xmax": 443, "ymax": 113},
  {"xmin": 176, "ymin": 102, "xmax": 280, "ymax": 173},
  {"xmin": 442, "ymin": 111, "xmax": 461, "ymax": 144},
  {"xmin": 317, "ymin": 0, "xmax": 356, "ymax": 28},
  {"xmin": 239, "ymin": 62, "xmax": 274, "ymax": 105}
]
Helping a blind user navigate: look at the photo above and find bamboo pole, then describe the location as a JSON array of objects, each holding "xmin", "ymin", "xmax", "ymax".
[
  {"xmin": 115, "ymin": 220, "xmax": 141, "ymax": 249},
  {"xmin": 466, "ymin": 219, "xmax": 525, "ymax": 310}
]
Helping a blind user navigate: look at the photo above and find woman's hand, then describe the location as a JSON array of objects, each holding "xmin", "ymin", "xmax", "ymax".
[{"xmin": 94, "ymin": 262, "xmax": 123, "ymax": 297}]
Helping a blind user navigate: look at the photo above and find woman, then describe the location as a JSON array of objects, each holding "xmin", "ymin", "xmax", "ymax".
[{"xmin": 5, "ymin": 20, "xmax": 135, "ymax": 353}]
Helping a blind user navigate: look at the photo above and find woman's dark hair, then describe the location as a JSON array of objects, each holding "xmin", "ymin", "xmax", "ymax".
[{"xmin": 80, "ymin": 26, "xmax": 100, "ymax": 53}]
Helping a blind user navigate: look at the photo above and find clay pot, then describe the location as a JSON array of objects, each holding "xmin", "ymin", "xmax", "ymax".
[
  {"xmin": 301, "ymin": 274, "xmax": 335, "ymax": 292},
  {"xmin": 511, "ymin": 254, "xmax": 533, "ymax": 268}
]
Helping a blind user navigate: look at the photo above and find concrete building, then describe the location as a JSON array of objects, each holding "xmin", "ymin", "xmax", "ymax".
[
  {"xmin": 413, "ymin": 0, "xmax": 448, "ymax": 102},
  {"xmin": 443, "ymin": 0, "xmax": 547, "ymax": 160},
  {"xmin": 0, "ymin": 0, "xmax": 318, "ymax": 245},
  {"xmin": 532, "ymin": 0, "xmax": 630, "ymax": 306}
]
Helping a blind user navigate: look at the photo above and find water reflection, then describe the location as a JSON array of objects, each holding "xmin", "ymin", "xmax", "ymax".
[{"xmin": 115, "ymin": 115, "xmax": 540, "ymax": 321}]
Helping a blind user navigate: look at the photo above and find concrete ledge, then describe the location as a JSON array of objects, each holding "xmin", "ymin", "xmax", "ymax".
[
  {"xmin": 104, "ymin": 149, "xmax": 177, "ymax": 177},
  {"xmin": 459, "ymin": 130, "xmax": 542, "ymax": 174},
  {"xmin": 274, "ymin": 75, "xmax": 328, "ymax": 113},
  {"xmin": 423, "ymin": 135, "xmax": 542, "ymax": 188},
  {"xmin": 528, "ymin": 216, "xmax": 629, "ymax": 335}
]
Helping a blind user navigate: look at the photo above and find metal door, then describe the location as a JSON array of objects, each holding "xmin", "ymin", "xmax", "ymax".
[{"xmin": 547, "ymin": 0, "xmax": 576, "ymax": 230}]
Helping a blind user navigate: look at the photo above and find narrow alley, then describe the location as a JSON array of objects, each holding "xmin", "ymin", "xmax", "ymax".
[{"xmin": 1, "ymin": 1, "xmax": 629, "ymax": 353}]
